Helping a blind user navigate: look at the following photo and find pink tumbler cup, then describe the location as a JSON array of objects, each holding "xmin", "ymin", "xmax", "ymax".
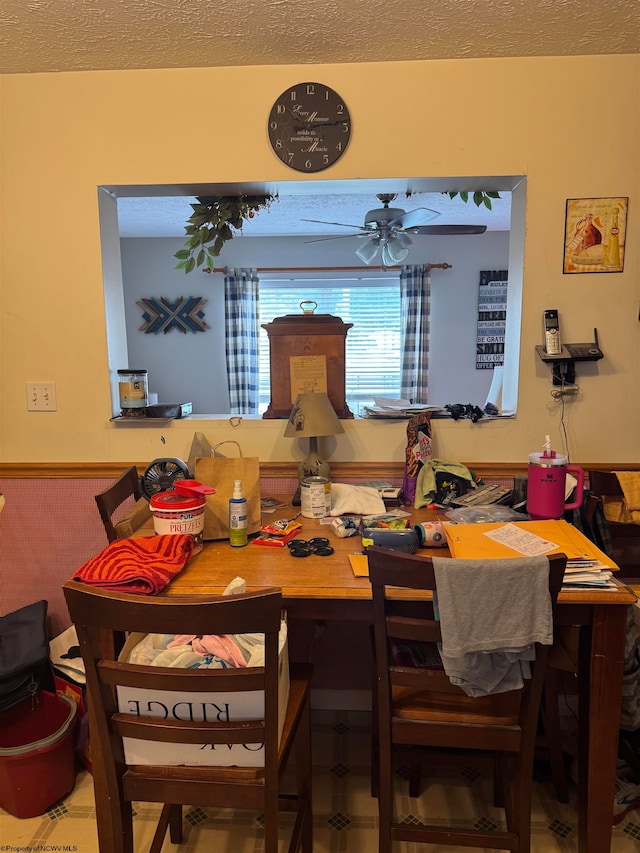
[{"xmin": 526, "ymin": 451, "xmax": 584, "ymax": 520}]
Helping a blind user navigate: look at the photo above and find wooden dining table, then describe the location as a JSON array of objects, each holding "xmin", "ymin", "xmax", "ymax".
[{"xmin": 99, "ymin": 504, "xmax": 636, "ymax": 853}]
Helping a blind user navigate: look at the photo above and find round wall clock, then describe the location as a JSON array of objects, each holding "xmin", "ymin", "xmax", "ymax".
[{"xmin": 268, "ymin": 82, "xmax": 351, "ymax": 173}]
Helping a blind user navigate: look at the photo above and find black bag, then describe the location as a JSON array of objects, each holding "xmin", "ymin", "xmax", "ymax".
[
  {"xmin": 0, "ymin": 600, "xmax": 55, "ymax": 712},
  {"xmin": 434, "ymin": 472, "xmax": 472, "ymax": 507}
]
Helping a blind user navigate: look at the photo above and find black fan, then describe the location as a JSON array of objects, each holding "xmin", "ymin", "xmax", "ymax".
[{"xmin": 140, "ymin": 457, "xmax": 190, "ymax": 500}]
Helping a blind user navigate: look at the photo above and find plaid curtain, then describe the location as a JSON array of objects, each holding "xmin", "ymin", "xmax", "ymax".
[
  {"xmin": 400, "ymin": 264, "xmax": 431, "ymax": 404},
  {"xmin": 224, "ymin": 268, "xmax": 260, "ymax": 414}
]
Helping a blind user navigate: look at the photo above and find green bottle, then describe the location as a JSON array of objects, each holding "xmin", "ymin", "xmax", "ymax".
[{"xmin": 229, "ymin": 479, "xmax": 248, "ymax": 547}]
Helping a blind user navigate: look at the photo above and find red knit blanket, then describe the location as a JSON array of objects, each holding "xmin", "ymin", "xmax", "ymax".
[{"xmin": 73, "ymin": 534, "xmax": 194, "ymax": 594}]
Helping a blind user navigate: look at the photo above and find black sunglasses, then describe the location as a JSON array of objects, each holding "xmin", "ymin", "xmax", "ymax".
[{"xmin": 287, "ymin": 537, "xmax": 334, "ymax": 558}]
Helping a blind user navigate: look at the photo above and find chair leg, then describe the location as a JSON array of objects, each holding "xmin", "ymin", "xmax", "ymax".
[
  {"xmin": 169, "ymin": 805, "xmax": 183, "ymax": 844},
  {"xmin": 119, "ymin": 801, "xmax": 135, "ymax": 853},
  {"xmin": 543, "ymin": 668, "xmax": 570, "ymax": 803},
  {"xmin": 294, "ymin": 695, "xmax": 313, "ymax": 853},
  {"xmin": 508, "ymin": 743, "xmax": 536, "ymax": 853},
  {"xmin": 149, "ymin": 805, "xmax": 172, "ymax": 853},
  {"xmin": 370, "ymin": 626, "xmax": 379, "ymax": 798},
  {"xmin": 371, "ymin": 740, "xmax": 379, "ymax": 798},
  {"xmin": 493, "ymin": 752, "xmax": 506, "ymax": 809},
  {"xmin": 371, "ymin": 698, "xmax": 380, "ymax": 798},
  {"xmin": 408, "ymin": 763, "xmax": 422, "ymax": 798},
  {"xmin": 377, "ymin": 738, "xmax": 393, "ymax": 853},
  {"xmin": 264, "ymin": 789, "xmax": 279, "ymax": 853}
]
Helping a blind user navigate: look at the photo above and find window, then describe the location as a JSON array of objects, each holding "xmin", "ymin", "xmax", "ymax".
[{"xmin": 258, "ymin": 272, "xmax": 401, "ymax": 415}]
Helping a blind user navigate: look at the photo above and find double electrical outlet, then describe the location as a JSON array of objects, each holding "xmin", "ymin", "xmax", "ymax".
[{"xmin": 26, "ymin": 382, "xmax": 57, "ymax": 411}]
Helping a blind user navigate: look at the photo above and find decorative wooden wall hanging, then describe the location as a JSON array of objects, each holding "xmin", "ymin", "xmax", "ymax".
[{"xmin": 137, "ymin": 296, "xmax": 210, "ymax": 334}]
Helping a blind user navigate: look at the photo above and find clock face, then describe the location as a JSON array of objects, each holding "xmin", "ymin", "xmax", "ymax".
[{"xmin": 268, "ymin": 82, "xmax": 351, "ymax": 173}]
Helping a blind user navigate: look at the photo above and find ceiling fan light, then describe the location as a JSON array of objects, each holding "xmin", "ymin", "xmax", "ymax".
[
  {"xmin": 355, "ymin": 239, "xmax": 380, "ymax": 265},
  {"xmin": 383, "ymin": 237, "xmax": 410, "ymax": 264}
]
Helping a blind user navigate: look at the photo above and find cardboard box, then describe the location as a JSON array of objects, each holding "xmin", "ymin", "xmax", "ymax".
[{"xmin": 116, "ymin": 625, "xmax": 289, "ymax": 767}]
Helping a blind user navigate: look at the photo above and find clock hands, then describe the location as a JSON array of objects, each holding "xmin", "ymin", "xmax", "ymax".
[
  {"xmin": 268, "ymin": 83, "xmax": 351, "ymax": 172},
  {"xmin": 291, "ymin": 119, "xmax": 348, "ymax": 132}
]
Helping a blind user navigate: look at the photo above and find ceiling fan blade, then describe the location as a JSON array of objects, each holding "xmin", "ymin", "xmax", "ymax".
[
  {"xmin": 304, "ymin": 233, "xmax": 366, "ymax": 244},
  {"xmin": 413, "ymin": 224, "xmax": 488, "ymax": 235},
  {"xmin": 301, "ymin": 218, "xmax": 368, "ymax": 230},
  {"xmin": 387, "ymin": 207, "xmax": 440, "ymax": 230}
]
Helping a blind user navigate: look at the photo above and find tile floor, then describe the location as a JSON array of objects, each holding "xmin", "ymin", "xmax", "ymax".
[{"xmin": 1, "ymin": 710, "xmax": 640, "ymax": 852}]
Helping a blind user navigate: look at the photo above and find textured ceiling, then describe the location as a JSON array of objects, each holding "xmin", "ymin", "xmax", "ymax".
[
  {"xmin": 117, "ymin": 190, "xmax": 513, "ymax": 238},
  {"xmin": 0, "ymin": 0, "xmax": 638, "ymax": 75}
]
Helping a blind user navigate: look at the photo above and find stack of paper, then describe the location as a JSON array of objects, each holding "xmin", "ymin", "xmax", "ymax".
[
  {"xmin": 442, "ymin": 519, "xmax": 618, "ymax": 590},
  {"xmin": 362, "ymin": 398, "xmax": 444, "ymax": 419},
  {"xmin": 562, "ymin": 560, "xmax": 616, "ymax": 589}
]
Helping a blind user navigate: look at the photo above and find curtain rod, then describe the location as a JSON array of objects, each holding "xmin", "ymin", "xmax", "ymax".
[{"xmin": 211, "ymin": 262, "xmax": 452, "ymax": 274}]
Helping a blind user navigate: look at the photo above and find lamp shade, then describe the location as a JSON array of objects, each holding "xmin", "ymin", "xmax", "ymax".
[
  {"xmin": 382, "ymin": 237, "xmax": 410, "ymax": 265},
  {"xmin": 284, "ymin": 393, "xmax": 345, "ymax": 438},
  {"xmin": 355, "ymin": 239, "xmax": 380, "ymax": 265}
]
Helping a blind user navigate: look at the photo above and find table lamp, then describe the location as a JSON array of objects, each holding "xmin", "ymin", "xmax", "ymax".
[{"xmin": 284, "ymin": 392, "xmax": 345, "ymax": 504}]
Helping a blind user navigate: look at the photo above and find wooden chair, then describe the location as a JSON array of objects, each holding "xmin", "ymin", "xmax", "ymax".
[
  {"xmin": 544, "ymin": 485, "xmax": 640, "ymax": 800},
  {"xmin": 95, "ymin": 466, "xmax": 144, "ymax": 544},
  {"xmin": 588, "ymin": 470, "xmax": 640, "ymax": 579},
  {"xmin": 62, "ymin": 582, "xmax": 312, "ymax": 853},
  {"xmin": 540, "ymin": 492, "xmax": 602, "ymax": 803},
  {"xmin": 368, "ymin": 547, "xmax": 566, "ymax": 853}
]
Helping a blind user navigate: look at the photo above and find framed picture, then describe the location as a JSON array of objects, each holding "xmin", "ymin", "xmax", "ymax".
[{"xmin": 563, "ymin": 197, "xmax": 627, "ymax": 274}]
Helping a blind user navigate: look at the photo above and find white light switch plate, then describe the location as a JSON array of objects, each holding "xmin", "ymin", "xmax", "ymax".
[{"xmin": 26, "ymin": 382, "xmax": 57, "ymax": 411}]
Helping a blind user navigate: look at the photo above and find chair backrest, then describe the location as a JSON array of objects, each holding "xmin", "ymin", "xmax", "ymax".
[
  {"xmin": 62, "ymin": 581, "xmax": 284, "ymax": 787},
  {"xmin": 95, "ymin": 466, "xmax": 143, "ymax": 543},
  {"xmin": 588, "ymin": 470, "xmax": 640, "ymax": 576},
  {"xmin": 588, "ymin": 470, "xmax": 625, "ymax": 501},
  {"xmin": 367, "ymin": 547, "xmax": 566, "ymax": 731}
]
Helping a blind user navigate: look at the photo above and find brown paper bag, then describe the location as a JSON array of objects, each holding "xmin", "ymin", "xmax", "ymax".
[
  {"xmin": 186, "ymin": 431, "xmax": 216, "ymax": 476},
  {"xmin": 194, "ymin": 441, "xmax": 261, "ymax": 541}
]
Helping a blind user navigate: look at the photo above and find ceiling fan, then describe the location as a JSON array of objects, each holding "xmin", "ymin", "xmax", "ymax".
[{"xmin": 303, "ymin": 193, "xmax": 487, "ymax": 266}]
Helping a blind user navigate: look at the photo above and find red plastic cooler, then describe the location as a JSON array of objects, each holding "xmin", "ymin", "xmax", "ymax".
[{"xmin": 0, "ymin": 691, "xmax": 77, "ymax": 818}]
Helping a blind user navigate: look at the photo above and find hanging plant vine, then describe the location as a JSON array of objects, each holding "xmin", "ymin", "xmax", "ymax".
[
  {"xmin": 174, "ymin": 194, "xmax": 275, "ymax": 274},
  {"xmin": 443, "ymin": 190, "xmax": 501, "ymax": 209}
]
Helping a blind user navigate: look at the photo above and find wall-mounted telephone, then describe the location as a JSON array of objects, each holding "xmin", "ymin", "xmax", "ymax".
[
  {"xmin": 539, "ymin": 313, "xmax": 604, "ymax": 362},
  {"xmin": 543, "ymin": 309, "xmax": 562, "ymax": 355},
  {"xmin": 536, "ymin": 316, "xmax": 604, "ymax": 384}
]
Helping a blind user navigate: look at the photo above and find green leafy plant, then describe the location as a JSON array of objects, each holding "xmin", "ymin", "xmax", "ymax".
[
  {"xmin": 174, "ymin": 195, "xmax": 274, "ymax": 274},
  {"xmin": 443, "ymin": 190, "xmax": 501, "ymax": 210}
]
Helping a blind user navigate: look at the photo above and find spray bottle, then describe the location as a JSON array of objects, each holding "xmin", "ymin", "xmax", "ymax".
[{"xmin": 229, "ymin": 479, "xmax": 248, "ymax": 547}]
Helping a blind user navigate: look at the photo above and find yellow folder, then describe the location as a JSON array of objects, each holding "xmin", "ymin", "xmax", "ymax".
[
  {"xmin": 349, "ymin": 553, "xmax": 369, "ymax": 577},
  {"xmin": 442, "ymin": 519, "xmax": 618, "ymax": 569}
]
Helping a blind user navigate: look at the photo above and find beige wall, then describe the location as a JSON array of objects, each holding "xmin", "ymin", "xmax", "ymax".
[{"xmin": 1, "ymin": 56, "xmax": 638, "ymax": 466}]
